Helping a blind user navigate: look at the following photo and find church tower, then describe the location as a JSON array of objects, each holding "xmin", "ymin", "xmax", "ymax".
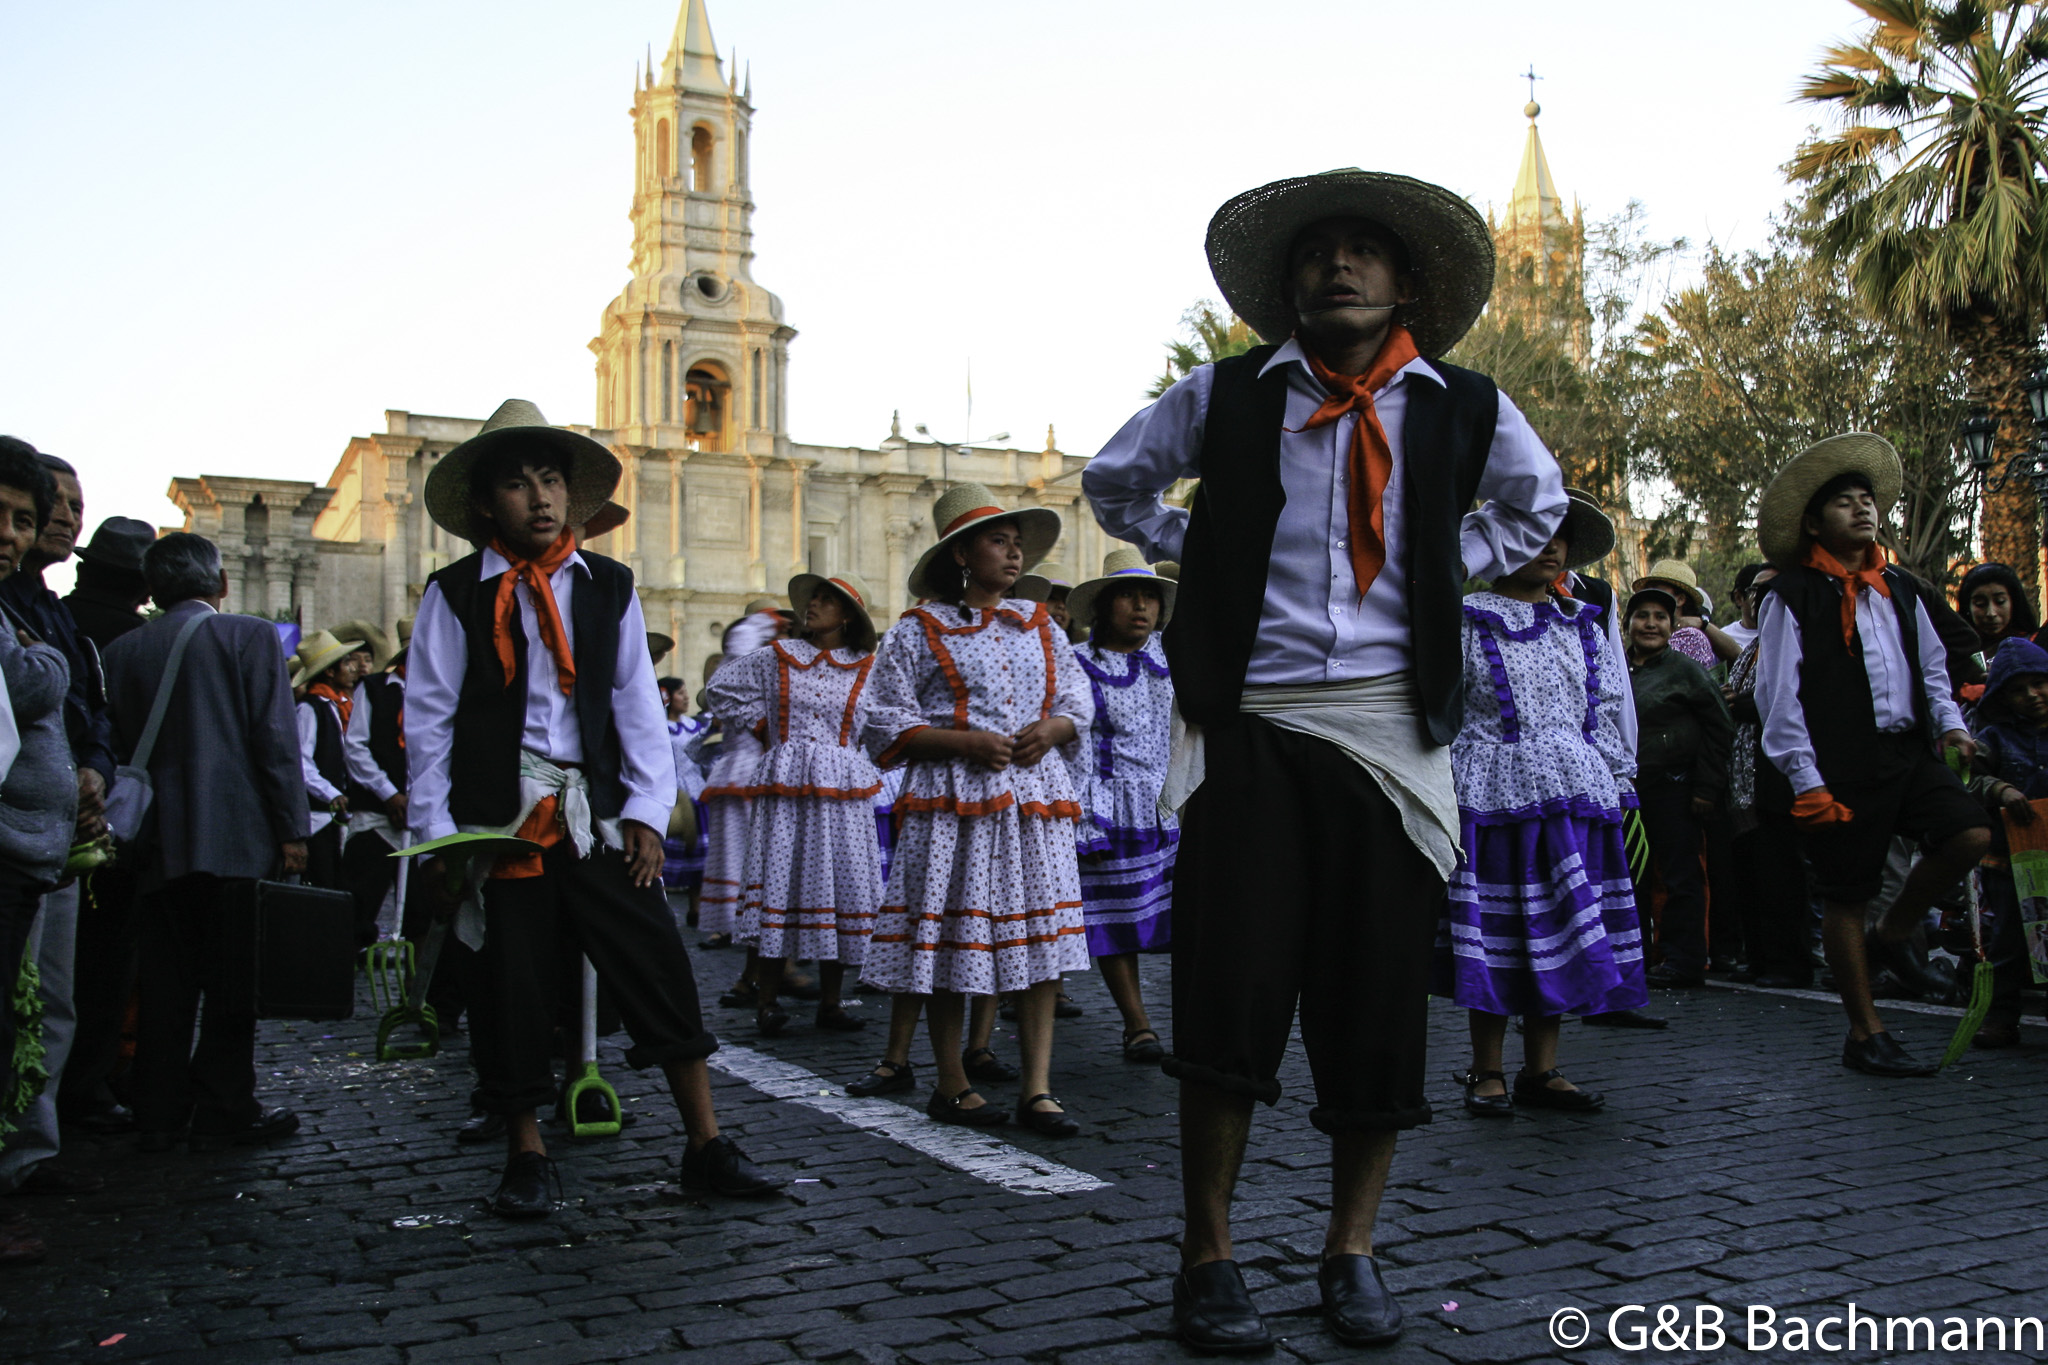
[
  {"xmin": 588, "ymin": 0, "xmax": 796, "ymax": 608},
  {"xmin": 1488, "ymin": 97, "xmax": 1589, "ymax": 362}
]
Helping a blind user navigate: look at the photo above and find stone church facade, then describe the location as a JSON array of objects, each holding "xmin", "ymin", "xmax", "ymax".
[{"xmin": 168, "ymin": 0, "xmax": 1106, "ymax": 665}]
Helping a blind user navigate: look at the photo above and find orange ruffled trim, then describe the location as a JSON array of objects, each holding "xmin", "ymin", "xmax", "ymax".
[
  {"xmin": 875, "ymin": 723, "xmax": 929, "ymax": 770},
  {"xmin": 714, "ymin": 780, "xmax": 883, "ymax": 801},
  {"xmin": 771, "ymin": 640, "xmax": 876, "ymax": 746},
  {"xmin": 893, "ymin": 793, "xmax": 1083, "ymax": 819},
  {"xmin": 700, "ymin": 784, "xmax": 758, "ymax": 801}
]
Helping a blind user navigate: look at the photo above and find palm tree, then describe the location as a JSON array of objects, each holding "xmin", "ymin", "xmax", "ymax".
[
  {"xmin": 1788, "ymin": 0, "xmax": 2048, "ymax": 580},
  {"xmin": 1146, "ymin": 304, "xmax": 1256, "ymax": 398}
]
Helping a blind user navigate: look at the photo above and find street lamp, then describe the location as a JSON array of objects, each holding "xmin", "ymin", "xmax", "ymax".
[
  {"xmin": 1966, "ymin": 361, "xmax": 2048, "ymax": 520},
  {"xmin": 913, "ymin": 424, "xmax": 1010, "ymax": 489}
]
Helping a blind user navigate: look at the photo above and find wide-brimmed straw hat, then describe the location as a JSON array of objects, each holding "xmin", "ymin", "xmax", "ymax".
[
  {"xmin": 1206, "ymin": 169, "xmax": 1496, "ymax": 357},
  {"xmin": 1558, "ymin": 489, "xmax": 1616, "ymax": 571},
  {"xmin": 292, "ymin": 629, "xmax": 366, "ymax": 689},
  {"xmin": 1067, "ymin": 548, "xmax": 1178, "ymax": 632},
  {"xmin": 330, "ymin": 617, "xmax": 394, "ymax": 671},
  {"xmin": 647, "ymin": 631, "xmax": 675, "ymax": 664},
  {"xmin": 1013, "ymin": 560, "xmax": 1074, "ymax": 604},
  {"xmin": 1755, "ymin": 432, "xmax": 1903, "ymax": 568},
  {"xmin": 425, "ymin": 399, "xmax": 621, "ymax": 544},
  {"xmin": 789, "ymin": 571, "xmax": 878, "ymax": 641},
  {"xmin": 1630, "ymin": 560, "xmax": 1705, "ymax": 615},
  {"xmin": 906, "ymin": 482, "xmax": 1061, "ymax": 600},
  {"xmin": 582, "ymin": 501, "xmax": 630, "ymax": 540}
]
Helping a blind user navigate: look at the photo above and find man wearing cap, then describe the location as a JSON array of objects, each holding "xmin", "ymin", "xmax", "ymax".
[
  {"xmin": 1752, "ymin": 434, "xmax": 1990, "ymax": 1077},
  {"xmin": 1085, "ymin": 172, "xmax": 1565, "ymax": 1349},
  {"xmin": 405, "ymin": 399, "xmax": 781, "ymax": 1217}
]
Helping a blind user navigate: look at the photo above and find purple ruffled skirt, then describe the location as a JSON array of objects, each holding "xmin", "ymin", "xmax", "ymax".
[
  {"xmin": 1434, "ymin": 802, "xmax": 1647, "ymax": 1017},
  {"xmin": 1078, "ymin": 825, "xmax": 1175, "ymax": 957},
  {"xmin": 662, "ymin": 799, "xmax": 710, "ymax": 891}
]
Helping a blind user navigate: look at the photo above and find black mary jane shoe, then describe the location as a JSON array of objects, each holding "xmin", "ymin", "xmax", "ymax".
[
  {"xmin": 962, "ymin": 1046, "xmax": 1020, "ymax": 1083},
  {"xmin": 814, "ymin": 1004, "xmax": 867, "ymax": 1032},
  {"xmin": 701, "ymin": 932, "xmax": 733, "ymax": 950},
  {"xmin": 1842, "ymin": 1031, "xmax": 1938, "ymax": 1078},
  {"xmin": 845, "ymin": 1060, "xmax": 914, "ymax": 1097},
  {"xmin": 1512, "ymin": 1068, "xmax": 1605, "ymax": 1112},
  {"xmin": 1173, "ymin": 1259, "xmax": 1273, "ymax": 1354},
  {"xmin": 1054, "ymin": 992, "xmax": 1084, "ymax": 1019},
  {"xmin": 679, "ymin": 1134, "xmax": 786, "ymax": 1196},
  {"xmin": 927, "ymin": 1087, "xmax": 1009, "ymax": 1128},
  {"xmin": 1320, "ymin": 1253, "xmax": 1403, "ymax": 1346},
  {"xmin": 1122, "ymin": 1028, "xmax": 1166, "ymax": 1064},
  {"xmin": 718, "ymin": 979, "xmax": 759, "ymax": 1009},
  {"xmin": 489, "ymin": 1151, "xmax": 559, "ymax": 1220},
  {"xmin": 457, "ymin": 1110, "xmax": 507, "ymax": 1145},
  {"xmin": 1457, "ymin": 1069, "xmax": 1513, "ymax": 1117},
  {"xmin": 1013, "ymin": 1093, "xmax": 1080, "ymax": 1137},
  {"xmin": 755, "ymin": 1003, "xmax": 790, "ymax": 1037}
]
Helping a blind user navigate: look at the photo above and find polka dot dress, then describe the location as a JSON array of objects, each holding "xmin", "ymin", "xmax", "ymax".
[
  {"xmin": 856, "ymin": 601, "xmax": 1096, "ymax": 996},
  {"xmin": 704, "ymin": 640, "xmax": 885, "ymax": 964},
  {"xmin": 697, "ymin": 722, "xmax": 763, "ymax": 936}
]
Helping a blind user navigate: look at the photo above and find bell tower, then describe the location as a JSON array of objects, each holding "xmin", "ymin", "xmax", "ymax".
[{"xmin": 591, "ymin": 0, "xmax": 792, "ymax": 451}]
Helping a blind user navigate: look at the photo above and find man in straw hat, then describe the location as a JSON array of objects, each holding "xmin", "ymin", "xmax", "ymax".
[
  {"xmin": 291, "ymin": 627, "xmax": 368, "ymax": 892},
  {"xmin": 1751, "ymin": 433, "xmax": 1989, "ymax": 1078},
  {"xmin": 1084, "ymin": 171, "xmax": 1566, "ymax": 1349},
  {"xmin": 405, "ymin": 399, "xmax": 782, "ymax": 1216}
]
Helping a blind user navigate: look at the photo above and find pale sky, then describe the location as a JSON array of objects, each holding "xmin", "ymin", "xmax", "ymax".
[{"xmin": 1, "ymin": 0, "xmax": 1864, "ymax": 589}]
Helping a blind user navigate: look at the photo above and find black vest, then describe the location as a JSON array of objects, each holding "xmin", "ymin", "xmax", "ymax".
[
  {"xmin": 345, "ymin": 673, "xmax": 407, "ymax": 807},
  {"xmin": 1572, "ymin": 573, "xmax": 1616, "ymax": 622},
  {"xmin": 300, "ymin": 696, "xmax": 347, "ymax": 812},
  {"xmin": 1164, "ymin": 346, "xmax": 1501, "ymax": 743},
  {"xmin": 1766, "ymin": 562, "xmax": 1932, "ymax": 792},
  {"xmin": 428, "ymin": 548, "xmax": 635, "ymax": 826}
]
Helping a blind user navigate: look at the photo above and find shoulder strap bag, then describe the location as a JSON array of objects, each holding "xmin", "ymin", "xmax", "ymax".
[{"xmin": 105, "ymin": 611, "xmax": 212, "ymax": 846}]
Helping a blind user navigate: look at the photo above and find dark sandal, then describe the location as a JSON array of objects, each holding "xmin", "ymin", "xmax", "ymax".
[
  {"xmin": 962, "ymin": 1046, "xmax": 1020, "ymax": 1083},
  {"xmin": 718, "ymin": 979, "xmax": 759, "ymax": 1009},
  {"xmin": 1513, "ymin": 1067, "xmax": 1604, "ymax": 1112},
  {"xmin": 1054, "ymin": 992, "xmax": 1084, "ymax": 1019},
  {"xmin": 844, "ymin": 1059, "xmax": 914, "ymax": 1097},
  {"xmin": 1457, "ymin": 1069, "xmax": 1513, "ymax": 1117},
  {"xmin": 927, "ymin": 1087, "xmax": 1008, "ymax": 1127},
  {"xmin": 1014, "ymin": 1092, "xmax": 1080, "ymax": 1137},
  {"xmin": 815, "ymin": 1004, "xmax": 867, "ymax": 1032},
  {"xmin": 1122, "ymin": 1028, "xmax": 1165, "ymax": 1064},
  {"xmin": 756, "ymin": 1003, "xmax": 789, "ymax": 1037}
]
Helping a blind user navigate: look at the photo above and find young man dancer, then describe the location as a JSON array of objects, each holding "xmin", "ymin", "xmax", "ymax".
[
  {"xmin": 1086, "ymin": 170, "xmax": 1565, "ymax": 1350},
  {"xmin": 405, "ymin": 399, "xmax": 782, "ymax": 1217},
  {"xmin": 1752, "ymin": 434, "xmax": 1990, "ymax": 1077}
]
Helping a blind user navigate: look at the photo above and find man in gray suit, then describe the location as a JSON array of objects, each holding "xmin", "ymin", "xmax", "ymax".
[{"xmin": 103, "ymin": 533, "xmax": 308, "ymax": 1151}]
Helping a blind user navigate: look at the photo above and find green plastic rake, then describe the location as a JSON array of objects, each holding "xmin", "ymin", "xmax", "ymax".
[
  {"xmin": 1624, "ymin": 808, "xmax": 1650, "ymax": 882},
  {"xmin": 565, "ymin": 955, "xmax": 622, "ymax": 1138},
  {"xmin": 1942, "ymin": 867, "xmax": 1994, "ymax": 1069}
]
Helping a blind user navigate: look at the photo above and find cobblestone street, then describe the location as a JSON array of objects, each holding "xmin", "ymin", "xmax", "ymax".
[{"xmin": 4, "ymin": 937, "xmax": 2047, "ymax": 1364}]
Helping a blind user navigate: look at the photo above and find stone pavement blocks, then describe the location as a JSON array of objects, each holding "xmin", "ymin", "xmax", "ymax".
[
  {"xmin": 975, "ymin": 1283, "xmax": 1146, "ymax": 1330},
  {"xmin": 856, "ymin": 1288, "xmax": 1008, "ymax": 1322},
  {"xmin": 405, "ymin": 1321, "xmax": 585, "ymax": 1362},
  {"xmin": 962, "ymin": 1313, "xmax": 1144, "ymax": 1358}
]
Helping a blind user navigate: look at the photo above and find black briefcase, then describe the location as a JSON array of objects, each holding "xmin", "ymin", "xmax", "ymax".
[{"xmin": 221, "ymin": 879, "xmax": 358, "ymax": 1022}]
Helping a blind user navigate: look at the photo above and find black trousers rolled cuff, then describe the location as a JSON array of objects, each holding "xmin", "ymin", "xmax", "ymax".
[
  {"xmin": 1162, "ymin": 1054, "xmax": 1283, "ymax": 1107},
  {"xmin": 1308, "ymin": 1102, "xmax": 1434, "ymax": 1136}
]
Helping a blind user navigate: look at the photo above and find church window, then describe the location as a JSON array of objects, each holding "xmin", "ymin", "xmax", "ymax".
[
  {"xmin": 661, "ymin": 343, "xmax": 674, "ymax": 423},
  {"xmin": 655, "ymin": 119, "xmax": 671, "ymax": 184},
  {"xmin": 684, "ymin": 364, "xmax": 729, "ymax": 451},
  {"xmin": 751, "ymin": 350, "xmax": 764, "ymax": 429},
  {"xmin": 244, "ymin": 494, "xmax": 269, "ymax": 547},
  {"xmin": 808, "ymin": 535, "xmax": 827, "ymax": 575},
  {"xmin": 691, "ymin": 125, "xmax": 713, "ymax": 192}
]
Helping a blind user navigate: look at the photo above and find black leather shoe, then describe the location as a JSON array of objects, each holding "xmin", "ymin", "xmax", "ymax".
[
  {"xmin": 456, "ymin": 1110, "xmax": 507, "ymax": 1145},
  {"xmin": 927, "ymin": 1087, "xmax": 1008, "ymax": 1128},
  {"xmin": 1173, "ymin": 1259, "xmax": 1272, "ymax": 1354},
  {"xmin": 756, "ymin": 1003, "xmax": 790, "ymax": 1037},
  {"xmin": 1646, "ymin": 964, "xmax": 1706, "ymax": 988},
  {"xmin": 962, "ymin": 1046, "xmax": 1019, "ymax": 1083},
  {"xmin": 1013, "ymin": 1093, "xmax": 1080, "ymax": 1137},
  {"xmin": 64, "ymin": 1103, "xmax": 136, "ymax": 1136},
  {"xmin": 490, "ymin": 1151, "xmax": 557, "ymax": 1219},
  {"xmin": 1054, "ymin": 992, "xmax": 1084, "ymax": 1019},
  {"xmin": 1320, "ymin": 1253, "xmax": 1403, "ymax": 1346},
  {"xmin": 1513, "ymin": 1068, "xmax": 1605, "ymax": 1112},
  {"xmin": 679, "ymin": 1134, "xmax": 786, "ymax": 1196},
  {"xmin": 1457, "ymin": 1069, "xmax": 1513, "ymax": 1117},
  {"xmin": 844, "ymin": 1060, "xmax": 913, "ymax": 1097},
  {"xmin": 1581, "ymin": 1008, "xmax": 1668, "ymax": 1029},
  {"xmin": 188, "ymin": 1107, "xmax": 299, "ymax": 1151},
  {"xmin": 1843, "ymin": 1031, "xmax": 1938, "ymax": 1077}
]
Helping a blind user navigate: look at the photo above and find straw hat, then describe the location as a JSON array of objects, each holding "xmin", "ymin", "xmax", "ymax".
[
  {"xmin": 647, "ymin": 631, "xmax": 676, "ymax": 664},
  {"xmin": 1154, "ymin": 561, "xmax": 1181, "ymax": 581},
  {"xmin": 1552, "ymin": 490, "xmax": 1616, "ymax": 571},
  {"xmin": 1755, "ymin": 432, "xmax": 1903, "ymax": 568},
  {"xmin": 906, "ymin": 482, "xmax": 1061, "ymax": 599},
  {"xmin": 292, "ymin": 629, "xmax": 366, "ymax": 689},
  {"xmin": 1631, "ymin": 559, "xmax": 1705, "ymax": 615},
  {"xmin": 788, "ymin": 571, "xmax": 878, "ymax": 641},
  {"xmin": 1067, "ymin": 548, "xmax": 1178, "ymax": 632},
  {"xmin": 742, "ymin": 596, "xmax": 793, "ymax": 621},
  {"xmin": 330, "ymin": 617, "xmax": 394, "ymax": 671},
  {"xmin": 1206, "ymin": 169, "xmax": 1495, "ymax": 357},
  {"xmin": 424, "ymin": 399, "xmax": 621, "ymax": 544},
  {"xmin": 1013, "ymin": 559, "xmax": 1074, "ymax": 604},
  {"xmin": 582, "ymin": 501, "xmax": 630, "ymax": 540}
]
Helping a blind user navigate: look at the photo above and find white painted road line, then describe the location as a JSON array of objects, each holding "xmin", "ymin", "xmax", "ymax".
[{"xmin": 709, "ymin": 1044, "xmax": 1111, "ymax": 1197}]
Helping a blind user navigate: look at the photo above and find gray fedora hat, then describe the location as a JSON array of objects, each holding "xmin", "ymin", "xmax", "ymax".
[
  {"xmin": 74, "ymin": 516, "xmax": 157, "ymax": 574},
  {"xmin": 1206, "ymin": 169, "xmax": 1495, "ymax": 358}
]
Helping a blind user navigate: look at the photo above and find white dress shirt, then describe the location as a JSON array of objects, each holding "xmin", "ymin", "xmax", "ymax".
[
  {"xmin": 1083, "ymin": 340, "xmax": 1567, "ymax": 683},
  {"xmin": 343, "ymin": 673, "xmax": 403, "ymax": 805},
  {"xmin": 1570, "ymin": 570, "xmax": 1638, "ymax": 757},
  {"xmin": 406, "ymin": 546, "xmax": 676, "ymax": 843},
  {"xmin": 1755, "ymin": 588, "xmax": 1966, "ymax": 795},
  {"xmin": 297, "ymin": 697, "xmax": 343, "ymax": 835}
]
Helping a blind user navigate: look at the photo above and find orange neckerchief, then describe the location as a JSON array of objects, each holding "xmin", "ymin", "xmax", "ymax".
[
  {"xmin": 490, "ymin": 533, "xmax": 579, "ymax": 696},
  {"xmin": 1291, "ymin": 324, "xmax": 1422, "ymax": 599},
  {"xmin": 1551, "ymin": 570, "xmax": 1575, "ymax": 599},
  {"xmin": 308, "ymin": 682, "xmax": 352, "ymax": 729},
  {"xmin": 1802, "ymin": 541, "xmax": 1891, "ymax": 651}
]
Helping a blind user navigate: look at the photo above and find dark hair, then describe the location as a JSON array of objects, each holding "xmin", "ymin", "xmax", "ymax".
[
  {"xmin": 0, "ymin": 437, "xmax": 56, "ymax": 529},
  {"xmin": 657, "ymin": 675, "xmax": 683, "ymax": 693},
  {"xmin": 1958, "ymin": 561, "xmax": 2041, "ymax": 640},
  {"xmin": 35, "ymin": 452, "xmax": 75, "ymax": 477},
  {"xmin": 1086, "ymin": 580, "xmax": 1165, "ymax": 631},
  {"xmin": 929, "ymin": 517, "xmax": 1023, "ymax": 608},
  {"xmin": 143, "ymin": 532, "xmax": 223, "ymax": 606},
  {"xmin": 466, "ymin": 447, "xmax": 568, "ymax": 536},
  {"xmin": 798, "ymin": 581, "xmax": 878, "ymax": 655},
  {"xmin": 1802, "ymin": 471, "xmax": 1874, "ymax": 523},
  {"xmin": 1732, "ymin": 562, "xmax": 1772, "ymax": 595}
]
